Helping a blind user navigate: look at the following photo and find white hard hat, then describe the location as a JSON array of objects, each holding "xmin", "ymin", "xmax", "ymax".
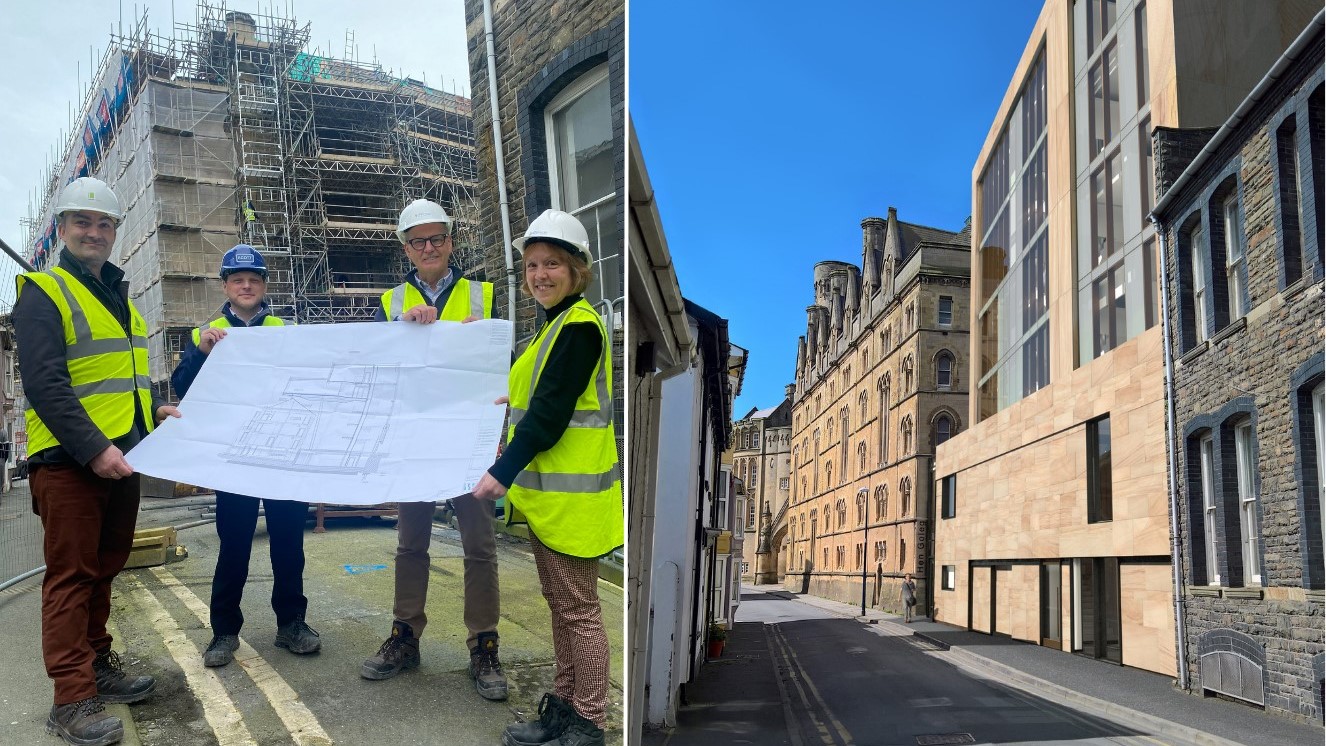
[
  {"xmin": 514, "ymin": 209, "xmax": 593, "ymax": 264},
  {"xmin": 396, "ymin": 199, "xmax": 451, "ymax": 244},
  {"xmin": 55, "ymin": 177, "xmax": 123, "ymax": 222}
]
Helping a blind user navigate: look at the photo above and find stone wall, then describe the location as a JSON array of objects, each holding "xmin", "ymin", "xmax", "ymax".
[{"xmin": 1159, "ymin": 40, "xmax": 1324, "ymax": 722}]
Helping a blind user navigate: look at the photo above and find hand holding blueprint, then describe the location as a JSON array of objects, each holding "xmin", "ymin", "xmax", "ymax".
[{"xmin": 127, "ymin": 319, "xmax": 512, "ymax": 505}]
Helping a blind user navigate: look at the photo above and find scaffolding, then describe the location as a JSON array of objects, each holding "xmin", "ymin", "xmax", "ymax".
[{"xmin": 25, "ymin": 1, "xmax": 479, "ymax": 398}]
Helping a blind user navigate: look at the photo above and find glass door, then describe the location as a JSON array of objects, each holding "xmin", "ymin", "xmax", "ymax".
[{"xmin": 1040, "ymin": 561, "xmax": 1061, "ymax": 648}]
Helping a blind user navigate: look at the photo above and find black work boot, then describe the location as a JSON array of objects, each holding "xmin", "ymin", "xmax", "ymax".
[
  {"xmin": 551, "ymin": 709, "xmax": 605, "ymax": 746},
  {"xmin": 92, "ymin": 650, "xmax": 155, "ymax": 704},
  {"xmin": 502, "ymin": 693, "xmax": 572, "ymax": 746},
  {"xmin": 46, "ymin": 696, "xmax": 123, "ymax": 746},
  {"xmin": 203, "ymin": 635, "xmax": 240, "ymax": 668},
  {"xmin": 361, "ymin": 621, "xmax": 420, "ymax": 680},
  {"xmin": 469, "ymin": 630, "xmax": 509, "ymax": 701},
  {"xmin": 274, "ymin": 614, "xmax": 322, "ymax": 655}
]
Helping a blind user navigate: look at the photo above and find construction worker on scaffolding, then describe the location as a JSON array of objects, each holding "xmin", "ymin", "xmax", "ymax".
[
  {"xmin": 170, "ymin": 245, "xmax": 322, "ymax": 670},
  {"xmin": 14, "ymin": 176, "xmax": 180, "ymax": 746},
  {"xmin": 360, "ymin": 198, "xmax": 509, "ymax": 703}
]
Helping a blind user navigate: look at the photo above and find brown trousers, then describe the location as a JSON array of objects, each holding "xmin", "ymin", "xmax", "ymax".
[
  {"xmin": 530, "ymin": 533, "xmax": 610, "ymax": 728},
  {"xmin": 32, "ymin": 464, "xmax": 140, "ymax": 705},
  {"xmin": 393, "ymin": 495, "xmax": 498, "ymax": 649}
]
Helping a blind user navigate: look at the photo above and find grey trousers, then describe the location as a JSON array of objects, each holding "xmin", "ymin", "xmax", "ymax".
[{"xmin": 392, "ymin": 495, "xmax": 499, "ymax": 649}]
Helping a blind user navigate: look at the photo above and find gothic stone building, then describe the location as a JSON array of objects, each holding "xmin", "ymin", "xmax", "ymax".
[
  {"xmin": 733, "ymin": 398, "xmax": 792, "ymax": 584},
  {"xmin": 1153, "ymin": 11, "xmax": 1323, "ymax": 722},
  {"xmin": 785, "ymin": 208, "xmax": 971, "ymax": 614}
]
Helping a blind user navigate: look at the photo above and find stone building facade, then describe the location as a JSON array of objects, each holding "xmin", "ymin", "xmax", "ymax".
[
  {"xmin": 785, "ymin": 209, "xmax": 971, "ymax": 615},
  {"xmin": 463, "ymin": 0, "xmax": 625, "ymax": 340},
  {"xmin": 733, "ymin": 399, "xmax": 792, "ymax": 584},
  {"xmin": 1153, "ymin": 12, "xmax": 1323, "ymax": 722}
]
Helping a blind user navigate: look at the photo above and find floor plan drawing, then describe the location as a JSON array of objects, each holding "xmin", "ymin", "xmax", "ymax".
[{"xmin": 222, "ymin": 365, "xmax": 398, "ymax": 475}]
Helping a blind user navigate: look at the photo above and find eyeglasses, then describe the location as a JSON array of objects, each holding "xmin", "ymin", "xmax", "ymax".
[{"xmin": 407, "ymin": 233, "xmax": 450, "ymax": 251}]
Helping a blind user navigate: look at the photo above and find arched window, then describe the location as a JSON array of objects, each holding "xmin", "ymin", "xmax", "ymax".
[
  {"xmin": 825, "ymin": 461, "xmax": 833, "ymax": 491},
  {"xmin": 855, "ymin": 493, "xmax": 865, "ymax": 525},
  {"xmin": 857, "ymin": 442, "xmax": 867, "ymax": 474},
  {"xmin": 878, "ymin": 375, "xmax": 891, "ymax": 466},
  {"xmin": 836, "ymin": 498, "xmax": 847, "ymax": 528},
  {"xmin": 901, "ymin": 416, "xmax": 914, "ymax": 454},
  {"xmin": 935, "ymin": 414, "xmax": 953, "ymax": 446},
  {"xmin": 874, "ymin": 485, "xmax": 887, "ymax": 522},
  {"xmin": 859, "ymin": 391, "xmax": 869, "ymax": 427},
  {"xmin": 903, "ymin": 355, "xmax": 915, "ymax": 393},
  {"xmin": 937, "ymin": 351, "xmax": 954, "ymax": 389},
  {"xmin": 901, "ymin": 477, "xmax": 912, "ymax": 517},
  {"xmin": 840, "ymin": 409, "xmax": 850, "ymax": 474}
]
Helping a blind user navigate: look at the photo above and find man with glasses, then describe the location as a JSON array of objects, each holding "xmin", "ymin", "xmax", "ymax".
[{"xmin": 361, "ymin": 199, "xmax": 508, "ymax": 703}]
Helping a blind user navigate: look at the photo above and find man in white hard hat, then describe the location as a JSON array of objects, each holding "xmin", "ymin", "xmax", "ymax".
[
  {"xmin": 171, "ymin": 245, "xmax": 321, "ymax": 670},
  {"xmin": 14, "ymin": 176, "xmax": 180, "ymax": 746},
  {"xmin": 361, "ymin": 198, "xmax": 508, "ymax": 702}
]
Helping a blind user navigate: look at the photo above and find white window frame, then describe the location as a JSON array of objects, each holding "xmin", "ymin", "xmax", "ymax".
[
  {"xmin": 942, "ymin": 564, "xmax": 956, "ymax": 591},
  {"xmin": 544, "ymin": 63, "xmax": 617, "ymax": 306},
  {"xmin": 938, "ymin": 296, "xmax": 954, "ymax": 326},
  {"xmin": 937, "ymin": 354, "xmax": 953, "ymax": 389},
  {"xmin": 1223, "ymin": 195, "xmax": 1245, "ymax": 320},
  {"xmin": 1315, "ymin": 383, "xmax": 1324, "ymax": 556},
  {"xmin": 1191, "ymin": 224, "xmax": 1208, "ymax": 344},
  {"xmin": 1200, "ymin": 434, "xmax": 1219, "ymax": 584},
  {"xmin": 1234, "ymin": 421, "xmax": 1260, "ymax": 585}
]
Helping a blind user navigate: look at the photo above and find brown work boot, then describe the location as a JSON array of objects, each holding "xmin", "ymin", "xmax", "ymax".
[
  {"xmin": 92, "ymin": 650, "xmax": 155, "ymax": 704},
  {"xmin": 46, "ymin": 696, "xmax": 123, "ymax": 746},
  {"xmin": 469, "ymin": 631, "xmax": 509, "ymax": 701},
  {"xmin": 361, "ymin": 621, "xmax": 420, "ymax": 680}
]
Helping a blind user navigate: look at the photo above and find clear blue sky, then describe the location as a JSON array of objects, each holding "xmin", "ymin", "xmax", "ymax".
[{"xmin": 632, "ymin": 2, "xmax": 1045, "ymax": 417}]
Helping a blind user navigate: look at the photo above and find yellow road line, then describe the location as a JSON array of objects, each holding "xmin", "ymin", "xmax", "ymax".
[
  {"xmin": 124, "ymin": 576, "xmax": 256, "ymax": 746},
  {"xmin": 150, "ymin": 566, "xmax": 333, "ymax": 746},
  {"xmin": 773, "ymin": 624, "xmax": 855, "ymax": 746}
]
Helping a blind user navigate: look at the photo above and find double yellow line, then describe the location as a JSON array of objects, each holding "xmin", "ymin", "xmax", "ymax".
[{"xmin": 767, "ymin": 623, "xmax": 855, "ymax": 746}]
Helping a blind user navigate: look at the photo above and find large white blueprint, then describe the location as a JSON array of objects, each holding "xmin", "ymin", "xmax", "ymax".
[{"xmin": 126, "ymin": 319, "xmax": 512, "ymax": 505}]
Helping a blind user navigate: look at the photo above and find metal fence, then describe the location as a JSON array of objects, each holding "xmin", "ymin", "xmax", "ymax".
[{"xmin": 0, "ymin": 478, "xmax": 44, "ymax": 591}]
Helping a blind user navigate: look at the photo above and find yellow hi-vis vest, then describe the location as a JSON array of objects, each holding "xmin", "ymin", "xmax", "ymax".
[
  {"xmin": 505, "ymin": 298, "xmax": 622, "ymax": 559},
  {"xmin": 380, "ymin": 277, "xmax": 493, "ymax": 322},
  {"xmin": 191, "ymin": 313, "xmax": 285, "ymax": 346},
  {"xmin": 17, "ymin": 267, "xmax": 155, "ymax": 455}
]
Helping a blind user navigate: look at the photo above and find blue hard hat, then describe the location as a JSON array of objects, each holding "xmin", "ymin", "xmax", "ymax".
[{"xmin": 220, "ymin": 244, "xmax": 268, "ymax": 280}]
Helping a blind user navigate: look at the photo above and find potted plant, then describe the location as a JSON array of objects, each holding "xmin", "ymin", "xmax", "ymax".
[{"xmin": 707, "ymin": 622, "xmax": 727, "ymax": 658}]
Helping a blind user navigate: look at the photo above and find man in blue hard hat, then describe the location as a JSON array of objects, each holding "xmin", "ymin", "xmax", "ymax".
[
  {"xmin": 360, "ymin": 199, "xmax": 508, "ymax": 703},
  {"xmin": 171, "ymin": 245, "xmax": 321, "ymax": 668},
  {"xmin": 15, "ymin": 177, "xmax": 180, "ymax": 746}
]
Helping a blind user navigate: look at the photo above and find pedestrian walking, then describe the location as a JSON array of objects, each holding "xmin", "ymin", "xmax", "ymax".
[
  {"xmin": 171, "ymin": 245, "xmax": 321, "ymax": 669},
  {"xmin": 14, "ymin": 177, "xmax": 180, "ymax": 745},
  {"xmin": 472, "ymin": 209, "xmax": 623, "ymax": 746},
  {"xmin": 902, "ymin": 573, "xmax": 917, "ymax": 623},
  {"xmin": 361, "ymin": 199, "xmax": 509, "ymax": 702}
]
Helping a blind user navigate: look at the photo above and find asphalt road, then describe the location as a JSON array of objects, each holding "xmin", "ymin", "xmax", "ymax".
[{"xmin": 734, "ymin": 592, "xmax": 1165, "ymax": 746}]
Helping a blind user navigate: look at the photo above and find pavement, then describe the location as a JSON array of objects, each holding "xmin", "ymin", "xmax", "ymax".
[
  {"xmin": 645, "ymin": 584, "xmax": 1324, "ymax": 746},
  {"xmin": 0, "ymin": 484, "xmax": 625, "ymax": 745}
]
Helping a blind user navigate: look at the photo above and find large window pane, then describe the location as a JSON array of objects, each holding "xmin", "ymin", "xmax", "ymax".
[
  {"xmin": 549, "ymin": 67, "xmax": 620, "ymax": 305},
  {"xmin": 1136, "ymin": 3, "xmax": 1149, "ymax": 107},
  {"xmin": 1235, "ymin": 422, "xmax": 1259, "ymax": 584},
  {"xmin": 1200, "ymin": 435, "xmax": 1219, "ymax": 584},
  {"xmin": 1088, "ymin": 416, "xmax": 1113, "ymax": 522}
]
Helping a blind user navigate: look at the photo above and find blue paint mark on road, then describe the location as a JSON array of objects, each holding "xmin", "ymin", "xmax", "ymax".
[{"xmin": 344, "ymin": 564, "xmax": 389, "ymax": 575}]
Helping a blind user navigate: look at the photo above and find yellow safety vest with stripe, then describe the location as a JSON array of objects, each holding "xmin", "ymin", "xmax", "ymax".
[
  {"xmin": 380, "ymin": 277, "xmax": 493, "ymax": 322},
  {"xmin": 191, "ymin": 313, "xmax": 285, "ymax": 346},
  {"xmin": 505, "ymin": 298, "xmax": 622, "ymax": 559},
  {"xmin": 17, "ymin": 268, "xmax": 155, "ymax": 455}
]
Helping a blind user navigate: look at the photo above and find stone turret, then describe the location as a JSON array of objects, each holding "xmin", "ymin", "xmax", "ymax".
[{"xmin": 862, "ymin": 217, "xmax": 886, "ymax": 294}]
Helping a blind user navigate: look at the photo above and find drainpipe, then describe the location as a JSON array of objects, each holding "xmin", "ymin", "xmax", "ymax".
[
  {"xmin": 481, "ymin": 0, "xmax": 517, "ymax": 347},
  {"xmin": 1151, "ymin": 213, "xmax": 1190, "ymax": 691}
]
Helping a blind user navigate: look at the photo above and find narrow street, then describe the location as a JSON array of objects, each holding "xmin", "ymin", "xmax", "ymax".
[
  {"xmin": 651, "ymin": 585, "xmax": 1321, "ymax": 746},
  {"xmin": 744, "ymin": 591, "xmax": 1151, "ymax": 746},
  {"xmin": 0, "ymin": 491, "xmax": 625, "ymax": 745}
]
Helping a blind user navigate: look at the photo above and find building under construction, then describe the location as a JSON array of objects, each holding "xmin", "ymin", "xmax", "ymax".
[{"xmin": 25, "ymin": 2, "xmax": 479, "ymax": 400}]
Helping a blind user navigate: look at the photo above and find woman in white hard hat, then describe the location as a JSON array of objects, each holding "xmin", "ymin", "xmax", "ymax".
[{"xmin": 472, "ymin": 209, "xmax": 622, "ymax": 746}]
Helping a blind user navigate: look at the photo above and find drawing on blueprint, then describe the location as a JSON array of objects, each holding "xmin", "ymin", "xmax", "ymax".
[{"xmin": 222, "ymin": 364, "xmax": 398, "ymax": 474}]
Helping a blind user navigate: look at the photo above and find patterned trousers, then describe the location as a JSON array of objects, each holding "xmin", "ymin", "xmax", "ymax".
[{"xmin": 530, "ymin": 532, "xmax": 609, "ymax": 728}]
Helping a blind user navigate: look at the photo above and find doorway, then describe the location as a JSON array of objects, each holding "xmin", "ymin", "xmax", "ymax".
[
  {"xmin": 1040, "ymin": 561, "xmax": 1062, "ymax": 648},
  {"xmin": 1072, "ymin": 558, "xmax": 1121, "ymax": 663}
]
